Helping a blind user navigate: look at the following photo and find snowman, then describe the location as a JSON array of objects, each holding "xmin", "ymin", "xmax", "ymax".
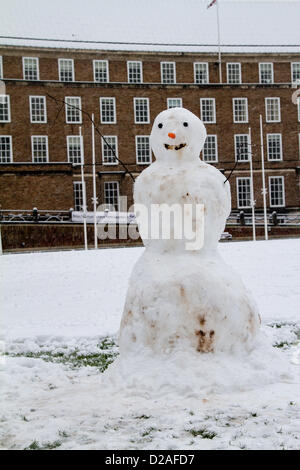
[{"xmin": 119, "ymin": 107, "xmax": 260, "ymax": 356}]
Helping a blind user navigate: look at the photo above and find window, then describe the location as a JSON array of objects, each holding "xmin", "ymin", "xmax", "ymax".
[
  {"xmin": 73, "ymin": 182, "xmax": 83, "ymax": 211},
  {"xmin": 104, "ymin": 181, "xmax": 119, "ymax": 210},
  {"xmin": 31, "ymin": 136, "xmax": 49, "ymax": 163},
  {"xmin": 101, "ymin": 136, "xmax": 118, "ymax": 164},
  {"xmin": 267, "ymin": 134, "xmax": 282, "ymax": 161},
  {"xmin": 0, "ymin": 95, "xmax": 11, "ymax": 122},
  {"xmin": 259, "ymin": 63, "xmax": 273, "ymax": 84},
  {"xmin": 235, "ymin": 134, "xmax": 249, "ymax": 161},
  {"xmin": 65, "ymin": 97, "xmax": 82, "ymax": 123},
  {"xmin": 134, "ymin": 97, "xmax": 150, "ymax": 123},
  {"xmin": 269, "ymin": 176, "xmax": 285, "ymax": 207},
  {"xmin": 127, "ymin": 61, "xmax": 143, "ymax": 83},
  {"xmin": 200, "ymin": 98, "xmax": 216, "ymax": 123},
  {"xmin": 161, "ymin": 62, "xmax": 176, "ymax": 84},
  {"xmin": 0, "ymin": 136, "xmax": 13, "ymax": 163},
  {"xmin": 100, "ymin": 97, "xmax": 116, "ymax": 124},
  {"xmin": 58, "ymin": 59, "xmax": 74, "ymax": 82},
  {"xmin": 291, "ymin": 62, "xmax": 300, "ymax": 85},
  {"xmin": 265, "ymin": 97, "xmax": 281, "ymax": 122},
  {"xmin": 237, "ymin": 178, "xmax": 251, "ymax": 208},
  {"xmin": 23, "ymin": 57, "xmax": 39, "ymax": 80},
  {"xmin": 227, "ymin": 63, "xmax": 242, "ymax": 84},
  {"xmin": 29, "ymin": 96, "xmax": 47, "ymax": 123},
  {"xmin": 0, "ymin": 56, "xmax": 3, "ymax": 79},
  {"xmin": 67, "ymin": 136, "xmax": 83, "ymax": 164},
  {"xmin": 167, "ymin": 98, "xmax": 182, "ymax": 109},
  {"xmin": 136, "ymin": 136, "xmax": 151, "ymax": 164},
  {"xmin": 194, "ymin": 62, "xmax": 209, "ymax": 84},
  {"xmin": 233, "ymin": 98, "xmax": 248, "ymax": 123},
  {"xmin": 93, "ymin": 60, "xmax": 109, "ymax": 83},
  {"xmin": 202, "ymin": 135, "xmax": 218, "ymax": 162}
]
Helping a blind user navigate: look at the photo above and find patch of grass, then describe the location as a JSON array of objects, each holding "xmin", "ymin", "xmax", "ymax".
[
  {"xmin": 188, "ymin": 428, "xmax": 217, "ymax": 439},
  {"xmin": 135, "ymin": 415, "xmax": 151, "ymax": 420},
  {"xmin": 141, "ymin": 427, "xmax": 157, "ymax": 437},
  {"xmin": 273, "ymin": 341, "xmax": 293, "ymax": 349},
  {"xmin": 6, "ymin": 337, "xmax": 118, "ymax": 372},
  {"xmin": 24, "ymin": 440, "xmax": 62, "ymax": 450}
]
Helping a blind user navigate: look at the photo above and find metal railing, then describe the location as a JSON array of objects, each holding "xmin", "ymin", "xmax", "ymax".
[
  {"xmin": 0, "ymin": 208, "xmax": 300, "ymax": 226},
  {"xmin": 0, "ymin": 208, "xmax": 73, "ymax": 223}
]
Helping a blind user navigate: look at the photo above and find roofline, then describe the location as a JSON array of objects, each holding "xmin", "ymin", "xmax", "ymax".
[{"xmin": 0, "ymin": 43, "xmax": 300, "ymax": 58}]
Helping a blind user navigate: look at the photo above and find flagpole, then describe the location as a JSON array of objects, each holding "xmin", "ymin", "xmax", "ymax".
[
  {"xmin": 260, "ymin": 114, "xmax": 268, "ymax": 240},
  {"xmin": 248, "ymin": 127, "xmax": 256, "ymax": 242},
  {"xmin": 216, "ymin": 0, "xmax": 222, "ymax": 83}
]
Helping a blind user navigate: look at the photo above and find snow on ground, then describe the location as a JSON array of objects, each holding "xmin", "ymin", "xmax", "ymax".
[{"xmin": 1, "ymin": 239, "xmax": 300, "ymax": 450}]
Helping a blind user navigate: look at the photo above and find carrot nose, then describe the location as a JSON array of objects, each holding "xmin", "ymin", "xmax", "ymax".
[{"xmin": 168, "ymin": 132, "xmax": 176, "ymax": 139}]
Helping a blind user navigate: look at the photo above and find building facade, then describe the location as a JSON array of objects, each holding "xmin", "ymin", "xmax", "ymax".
[{"xmin": 0, "ymin": 45, "xmax": 300, "ymax": 219}]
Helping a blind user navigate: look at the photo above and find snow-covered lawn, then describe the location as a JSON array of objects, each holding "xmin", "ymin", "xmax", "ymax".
[{"xmin": 1, "ymin": 239, "xmax": 300, "ymax": 450}]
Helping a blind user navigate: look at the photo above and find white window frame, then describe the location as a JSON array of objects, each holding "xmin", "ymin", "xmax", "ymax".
[
  {"xmin": 31, "ymin": 135, "xmax": 49, "ymax": 163},
  {"xmin": 234, "ymin": 134, "xmax": 250, "ymax": 162},
  {"xmin": 0, "ymin": 95, "xmax": 11, "ymax": 123},
  {"xmin": 202, "ymin": 135, "xmax": 218, "ymax": 163},
  {"xmin": 194, "ymin": 62, "xmax": 209, "ymax": 84},
  {"xmin": 104, "ymin": 181, "xmax": 120, "ymax": 211},
  {"xmin": 100, "ymin": 97, "xmax": 116, "ymax": 124},
  {"xmin": 73, "ymin": 181, "xmax": 83, "ymax": 211},
  {"xmin": 269, "ymin": 176, "xmax": 285, "ymax": 208},
  {"xmin": 29, "ymin": 96, "xmax": 47, "ymax": 123},
  {"xmin": 266, "ymin": 134, "xmax": 283, "ymax": 162},
  {"xmin": 265, "ymin": 97, "xmax": 281, "ymax": 123},
  {"xmin": 135, "ymin": 135, "xmax": 152, "ymax": 165},
  {"xmin": 67, "ymin": 135, "xmax": 83, "ymax": 165},
  {"xmin": 236, "ymin": 177, "xmax": 251, "ymax": 209},
  {"xmin": 161, "ymin": 62, "xmax": 176, "ymax": 84},
  {"xmin": 101, "ymin": 136, "xmax": 118, "ymax": 165},
  {"xmin": 233, "ymin": 98, "xmax": 248, "ymax": 123},
  {"xmin": 167, "ymin": 98, "xmax": 182, "ymax": 109},
  {"xmin": 200, "ymin": 98, "xmax": 216, "ymax": 124},
  {"xmin": 127, "ymin": 61, "xmax": 143, "ymax": 84},
  {"xmin": 0, "ymin": 135, "xmax": 13, "ymax": 163},
  {"xmin": 22, "ymin": 57, "xmax": 39, "ymax": 81},
  {"xmin": 65, "ymin": 96, "xmax": 82, "ymax": 124},
  {"xmin": 0, "ymin": 56, "xmax": 3, "ymax": 79},
  {"xmin": 93, "ymin": 60, "xmax": 109, "ymax": 83},
  {"xmin": 259, "ymin": 63, "xmax": 273, "ymax": 84},
  {"xmin": 134, "ymin": 97, "xmax": 150, "ymax": 124},
  {"xmin": 291, "ymin": 62, "xmax": 300, "ymax": 86},
  {"xmin": 227, "ymin": 63, "xmax": 242, "ymax": 84},
  {"xmin": 58, "ymin": 58, "xmax": 75, "ymax": 82}
]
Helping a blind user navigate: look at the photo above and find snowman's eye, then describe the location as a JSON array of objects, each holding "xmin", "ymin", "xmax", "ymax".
[
  {"xmin": 158, "ymin": 123, "xmax": 163, "ymax": 129},
  {"xmin": 183, "ymin": 122, "xmax": 188, "ymax": 127}
]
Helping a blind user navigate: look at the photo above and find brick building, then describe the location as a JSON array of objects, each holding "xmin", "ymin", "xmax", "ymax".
[{"xmin": 0, "ymin": 0, "xmax": 300, "ymax": 239}]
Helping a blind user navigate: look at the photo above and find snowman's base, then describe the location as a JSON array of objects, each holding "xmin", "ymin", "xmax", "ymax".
[
  {"xmin": 119, "ymin": 249, "xmax": 260, "ymax": 356},
  {"xmin": 104, "ymin": 332, "xmax": 293, "ymax": 398}
]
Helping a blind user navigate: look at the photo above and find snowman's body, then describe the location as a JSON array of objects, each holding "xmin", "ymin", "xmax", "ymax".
[{"xmin": 119, "ymin": 108, "xmax": 260, "ymax": 355}]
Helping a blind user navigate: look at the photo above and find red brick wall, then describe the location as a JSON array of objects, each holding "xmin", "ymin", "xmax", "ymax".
[{"xmin": 0, "ymin": 46, "xmax": 299, "ymax": 213}]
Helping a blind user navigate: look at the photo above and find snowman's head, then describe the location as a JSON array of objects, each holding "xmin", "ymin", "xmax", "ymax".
[{"xmin": 150, "ymin": 107, "xmax": 207, "ymax": 163}]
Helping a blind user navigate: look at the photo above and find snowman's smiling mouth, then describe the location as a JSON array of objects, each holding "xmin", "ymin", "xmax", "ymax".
[{"xmin": 164, "ymin": 143, "xmax": 187, "ymax": 151}]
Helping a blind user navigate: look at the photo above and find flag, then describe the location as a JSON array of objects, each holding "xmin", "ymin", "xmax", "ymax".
[{"xmin": 207, "ymin": 0, "xmax": 217, "ymax": 8}]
